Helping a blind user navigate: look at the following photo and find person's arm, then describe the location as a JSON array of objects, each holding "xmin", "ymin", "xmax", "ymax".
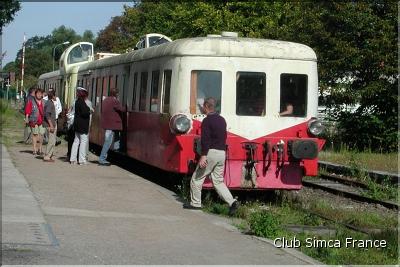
[
  {"xmin": 45, "ymin": 106, "xmax": 54, "ymax": 132},
  {"xmin": 199, "ymin": 119, "xmax": 211, "ymax": 168},
  {"xmin": 113, "ymin": 99, "xmax": 126, "ymax": 113},
  {"xmin": 48, "ymin": 119, "xmax": 54, "ymax": 132},
  {"xmin": 279, "ymin": 103, "xmax": 294, "ymax": 116},
  {"xmin": 24, "ymin": 100, "xmax": 32, "ymax": 123}
]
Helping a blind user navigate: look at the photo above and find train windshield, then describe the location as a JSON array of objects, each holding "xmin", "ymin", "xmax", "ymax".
[
  {"xmin": 280, "ymin": 74, "xmax": 308, "ymax": 117},
  {"xmin": 67, "ymin": 44, "xmax": 93, "ymax": 64},
  {"xmin": 236, "ymin": 72, "xmax": 266, "ymax": 116},
  {"xmin": 190, "ymin": 70, "xmax": 222, "ymax": 114}
]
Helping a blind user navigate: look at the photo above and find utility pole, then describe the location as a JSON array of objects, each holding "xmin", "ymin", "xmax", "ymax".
[
  {"xmin": 20, "ymin": 34, "xmax": 26, "ymax": 97},
  {"xmin": 0, "ymin": 26, "xmax": 2, "ymax": 71}
]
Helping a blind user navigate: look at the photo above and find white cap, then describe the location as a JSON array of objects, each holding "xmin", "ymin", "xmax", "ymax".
[{"xmin": 76, "ymin": 86, "xmax": 87, "ymax": 92}]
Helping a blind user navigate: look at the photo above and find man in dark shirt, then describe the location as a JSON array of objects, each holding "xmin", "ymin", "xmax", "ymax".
[
  {"xmin": 98, "ymin": 88, "xmax": 126, "ymax": 166},
  {"xmin": 185, "ymin": 97, "xmax": 239, "ymax": 216},
  {"xmin": 43, "ymin": 90, "xmax": 57, "ymax": 162}
]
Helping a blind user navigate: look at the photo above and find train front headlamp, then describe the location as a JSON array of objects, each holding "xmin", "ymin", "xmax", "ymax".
[
  {"xmin": 308, "ymin": 118, "xmax": 324, "ymax": 136},
  {"xmin": 170, "ymin": 114, "xmax": 191, "ymax": 134}
]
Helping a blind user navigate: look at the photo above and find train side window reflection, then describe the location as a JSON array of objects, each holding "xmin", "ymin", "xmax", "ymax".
[
  {"xmin": 162, "ymin": 70, "xmax": 172, "ymax": 114},
  {"xmin": 139, "ymin": 72, "xmax": 148, "ymax": 111},
  {"xmin": 190, "ymin": 70, "xmax": 222, "ymax": 114},
  {"xmin": 280, "ymin": 74, "xmax": 307, "ymax": 117},
  {"xmin": 236, "ymin": 72, "xmax": 266, "ymax": 116},
  {"xmin": 150, "ymin": 70, "xmax": 160, "ymax": 112}
]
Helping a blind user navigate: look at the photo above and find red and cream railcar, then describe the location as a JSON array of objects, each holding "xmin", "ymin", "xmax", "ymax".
[{"xmin": 74, "ymin": 32, "xmax": 324, "ymax": 189}]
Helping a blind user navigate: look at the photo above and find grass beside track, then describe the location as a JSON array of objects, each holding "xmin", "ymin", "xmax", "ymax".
[
  {"xmin": 201, "ymin": 191, "xmax": 398, "ymax": 265},
  {"xmin": 319, "ymin": 149, "xmax": 398, "ymax": 174},
  {"xmin": 0, "ymin": 99, "xmax": 25, "ymax": 145}
]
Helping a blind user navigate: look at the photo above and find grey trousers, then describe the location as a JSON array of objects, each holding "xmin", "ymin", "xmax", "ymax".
[
  {"xmin": 44, "ymin": 128, "xmax": 56, "ymax": 160},
  {"xmin": 190, "ymin": 149, "xmax": 235, "ymax": 207}
]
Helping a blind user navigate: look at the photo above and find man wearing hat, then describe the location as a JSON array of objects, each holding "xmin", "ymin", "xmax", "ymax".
[{"xmin": 69, "ymin": 87, "xmax": 91, "ymax": 165}]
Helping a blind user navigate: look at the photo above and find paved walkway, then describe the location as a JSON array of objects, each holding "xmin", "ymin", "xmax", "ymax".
[{"xmin": 2, "ymin": 143, "xmax": 319, "ymax": 265}]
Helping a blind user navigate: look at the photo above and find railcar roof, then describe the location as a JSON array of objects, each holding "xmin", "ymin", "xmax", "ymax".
[
  {"xmin": 80, "ymin": 37, "xmax": 317, "ymax": 71},
  {"xmin": 38, "ymin": 70, "xmax": 60, "ymax": 80}
]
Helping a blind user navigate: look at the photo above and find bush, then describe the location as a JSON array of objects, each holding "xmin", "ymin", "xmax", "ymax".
[
  {"xmin": 337, "ymin": 111, "xmax": 398, "ymax": 153},
  {"xmin": 249, "ymin": 211, "xmax": 282, "ymax": 238}
]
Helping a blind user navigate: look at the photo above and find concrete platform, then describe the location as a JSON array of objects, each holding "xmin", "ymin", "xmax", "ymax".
[
  {"xmin": 2, "ymin": 143, "xmax": 320, "ymax": 265},
  {"xmin": 2, "ymin": 145, "xmax": 56, "ymax": 246}
]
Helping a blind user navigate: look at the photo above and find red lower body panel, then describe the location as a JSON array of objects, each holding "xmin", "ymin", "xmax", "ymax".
[{"xmin": 89, "ymin": 112, "xmax": 324, "ymax": 190}]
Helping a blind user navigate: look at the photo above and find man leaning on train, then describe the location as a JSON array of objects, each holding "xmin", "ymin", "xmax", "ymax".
[{"xmin": 98, "ymin": 88, "xmax": 126, "ymax": 166}]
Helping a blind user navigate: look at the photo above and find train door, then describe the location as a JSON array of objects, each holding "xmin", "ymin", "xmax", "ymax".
[{"xmin": 120, "ymin": 65, "xmax": 130, "ymax": 153}]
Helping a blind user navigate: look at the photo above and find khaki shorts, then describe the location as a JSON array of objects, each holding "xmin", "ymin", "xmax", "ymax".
[{"xmin": 30, "ymin": 124, "xmax": 45, "ymax": 135}]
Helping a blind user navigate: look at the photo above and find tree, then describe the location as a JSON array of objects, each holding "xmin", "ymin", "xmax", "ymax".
[
  {"xmin": 96, "ymin": 16, "xmax": 130, "ymax": 53},
  {"xmin": 0, "ymin": 0, "xmax": 21, "ymax": 32}
]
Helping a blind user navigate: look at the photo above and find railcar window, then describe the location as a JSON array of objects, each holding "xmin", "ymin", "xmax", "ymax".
[
  {"xmin": 150, "ymin": 71, "xmax": 160, "ymax": 112},
  {"xmin": 149, "ymin": 36, "xmax": 170, "ymax": 47},
  {"xmin": 108, "ymin": 76, "xmax": 112, "ymax": 95},
  {"xmin": 96, "ymin": 77, "xmax": 101, "ymax": 105},
  {"xmin": 91, "ymin": 78, "xmax": 95, "ymax": 104},
  {"xmin": 139, "ymin": 72, "xmax": 148, "ymax": 111},
  {"xmin": 236, "ymin": 72, "xmax": 266, "ymax": 116},
  {"xmin": 102, "ymin": 77, "xmax": 107, "ymax": 107},
  {"xmin": 280, "ymin": 74, "xmax": 308, "ymax": 117},
  {"xmin": 190, "ymin": 70, "xmax": 222, "ymax": 114},
  {"xmin": 67, "ymin": 44, "xmax": 92, "ymax": 64},
  {"xmin": 162, "ymin": 70, "xmax": 172, "ymax": 113},
  {"xmin": 132, "ymin": 73, "xmax": 138, "ymax": 110}
]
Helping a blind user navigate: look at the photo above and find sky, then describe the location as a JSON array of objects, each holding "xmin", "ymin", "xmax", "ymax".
[{"xmin": 2, "ymin": 1, "xmax": 132, "ymax": 66}]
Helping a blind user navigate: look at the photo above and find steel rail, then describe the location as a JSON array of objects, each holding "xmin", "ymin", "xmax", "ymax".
[
  {"xmin": 303, "ymin": 178, "xmax": 399, "ymax": 210},
  {"xmin": 319, "ymin": 173, "xmax": 369, "ymax": 189}
]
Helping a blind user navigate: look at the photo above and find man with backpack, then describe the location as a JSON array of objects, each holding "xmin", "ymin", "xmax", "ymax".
[
  {"xmin": 25, "ymin": 88, "xmax": 45, "ymax": 155},
  {"xmin": 23, "ymin": 87, "xmax": 36, "ymax": 144}
]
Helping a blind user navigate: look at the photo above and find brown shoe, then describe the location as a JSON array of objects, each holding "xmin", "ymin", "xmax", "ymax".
[{"xmin": 43, "ymin": 158, "xmax": 55, "ymax": 162}]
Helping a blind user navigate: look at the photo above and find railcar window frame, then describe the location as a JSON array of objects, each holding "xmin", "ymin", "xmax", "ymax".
[
  {"xmin": 279, "ymin": 73, "xmax": 308, "ymax": 117},
  {"xmin": 96, "ymin": 77, "xmax": 102, "ymax": 106},
  {"xmin": 162, "ymin": 70, "xmax": 172, "ymax": 114},
  {"xmin": 236, "ymin": 72, "xmax": 266, "ymax": 117},
  {"xmin": 132, "ymin": 72, "xmax": 138, "ymax": 110},
  {"xmin": 91, "ymin": 78, "xmax": 95, "ymax": 105},
  {"xmin": 190, "ymin": 70, "xmax": 222, "ymax": 115},
  {"xmin": 101, "ymin": 76, "xmax": 106, "ymax": 111},
  {"xmin": 108, "ymin": 75, "xmax": 112, "ymax": 95},
  {"xmin": 139, "ymin": 72, "xmax": 148, "ymax": 112},
  {"xmin": 150, "ymin": 70, "xmax": 160, "ymax": 113}
]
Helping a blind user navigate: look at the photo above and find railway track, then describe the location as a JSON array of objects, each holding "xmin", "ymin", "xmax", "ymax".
[{"xmin": 303, "ymin": 173, "xmax": 399, "ymax": 210}]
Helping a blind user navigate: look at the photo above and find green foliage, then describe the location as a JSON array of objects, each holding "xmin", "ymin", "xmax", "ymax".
[
  {"xmin": 370, "ymin": 229, "xmax": 399, "ymax": 259},
  {"xmin": 249, "ymin": 211, "xmax": 282, "ymax": 238},
  {"xmin": 203, "ymin": 196, "xmax": 399, "ymax": 264},
  {"xmin": 361, "ymin": 175, "xmax": 398, "ymax": 201},
  {"xmin": 320, "ymin": 145, "xmax": 398, "ymax": 173},
  {"xmin": 0, "ymin": 0, "xmax": 21, "ymax": 31}
]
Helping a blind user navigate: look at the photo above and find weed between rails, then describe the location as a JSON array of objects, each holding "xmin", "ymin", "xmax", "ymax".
[{"xmin": 347, "ymin": 155, "xmax": 398, "ymax": 201}]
